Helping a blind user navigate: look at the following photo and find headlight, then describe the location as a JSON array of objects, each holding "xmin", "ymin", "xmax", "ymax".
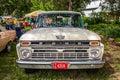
[
  {"xmin": 21, "ymin": 49, "xmax": 31, "ymax": 59},
  {"xmin": 90, "ymin": 49, "xmax": 100, "ymax": 58}
]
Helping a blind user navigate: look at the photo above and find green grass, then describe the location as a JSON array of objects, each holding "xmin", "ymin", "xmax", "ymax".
[{"xmin": 0, "ymin": 43, "xmax": 120, "ymax": 80}]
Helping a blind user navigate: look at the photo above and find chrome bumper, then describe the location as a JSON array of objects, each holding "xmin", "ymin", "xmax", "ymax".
[{"xmin": 17, "ymin": 59, "xmax": 105, "ymax": 69}]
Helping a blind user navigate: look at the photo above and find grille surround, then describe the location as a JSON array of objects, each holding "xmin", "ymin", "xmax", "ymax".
[{"xmin": 29, "ymin": 46, "xmax": 90, "ymax": 60}]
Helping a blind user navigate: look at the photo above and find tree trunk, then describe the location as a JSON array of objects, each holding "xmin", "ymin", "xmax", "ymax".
[{"xmin": 68, "ymin": 0, "xmax": 72, "ymax": 11}]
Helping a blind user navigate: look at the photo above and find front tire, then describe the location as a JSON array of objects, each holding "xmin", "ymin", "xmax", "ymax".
[{"xmin": 5, "ymin": 42, "xmax": 11, "ymax": 53}]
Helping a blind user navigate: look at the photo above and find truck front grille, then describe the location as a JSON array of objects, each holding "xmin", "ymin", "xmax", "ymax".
[
  {"xmin": 31, "ymin": 41, "xmax": 90, "ymax": 46},
  {"xmin": 31, "ymin": 46, "xmax": 89, "ymax": 60}
]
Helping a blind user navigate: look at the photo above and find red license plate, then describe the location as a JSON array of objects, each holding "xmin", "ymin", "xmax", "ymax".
[{"xmin": 53, "ymin": 62, "xmax": 68, "ymax": 70}]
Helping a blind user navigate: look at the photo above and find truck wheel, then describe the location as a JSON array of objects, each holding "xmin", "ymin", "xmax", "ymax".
[
  {"xmin": 25, "ymin": 69, "xmax": 36, "ymax": 73},
  {"xmin": 5, "ymin": 42, "xmax": 11, "ymax": 53}
]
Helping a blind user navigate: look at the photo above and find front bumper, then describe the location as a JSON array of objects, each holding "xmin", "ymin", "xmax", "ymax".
[{"xmin": 16, "ymin": 60, "xmax": 105, "ymax": 69}]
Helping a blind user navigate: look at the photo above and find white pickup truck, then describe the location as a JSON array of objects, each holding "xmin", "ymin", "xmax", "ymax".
[{"xmin": 16, "ymin": 11, "xmax": 105, "ymax": 71}]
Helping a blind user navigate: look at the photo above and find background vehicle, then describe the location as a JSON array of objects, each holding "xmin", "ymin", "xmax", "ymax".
[
  {"xmin": 0, "ymin": 25, "xmax": 16, "ymax": 52},
  {"xmin": 16, "ymin": 11, "xmax": 105, "ymax": 71},
  {"xmin": 2, "ymin": 16, "xmax": 13, "ymax": 24}
]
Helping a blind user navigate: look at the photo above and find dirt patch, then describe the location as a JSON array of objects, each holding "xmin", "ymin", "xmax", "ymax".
[
  {"xmin": 104, "ymin": 44, "xmax": 120, "ymax": 61},
  {"xmin": 103, "ymin": 44, "xmax": 120, "ymax": 80}
]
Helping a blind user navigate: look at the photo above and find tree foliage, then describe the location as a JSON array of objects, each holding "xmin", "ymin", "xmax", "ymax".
[
  {"xmin": 0, "ymin": 0, "xmax": 32, "ymax": 17},
  {"xmin": 0, "ymin": 0, "xmax": 91, "ymax": 17}
]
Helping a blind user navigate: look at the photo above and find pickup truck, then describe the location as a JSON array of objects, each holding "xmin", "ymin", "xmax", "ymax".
[{"xmin": 16, "ymin": 11, "xmax": 105, "ymax": 71}]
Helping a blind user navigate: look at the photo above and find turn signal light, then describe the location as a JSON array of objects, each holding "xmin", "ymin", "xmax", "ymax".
[
  {"xmin": 20, "ymin": 42, "xmax": 31, "ymax": 46},
  {"xmin": 90, "ymin": 41, "xmax": 99, "ymax": 46}
]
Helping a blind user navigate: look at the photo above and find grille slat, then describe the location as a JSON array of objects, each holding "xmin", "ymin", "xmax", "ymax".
[{"xmin": 31, "ymin": 41, "xmax": 90, "ymax": 46}]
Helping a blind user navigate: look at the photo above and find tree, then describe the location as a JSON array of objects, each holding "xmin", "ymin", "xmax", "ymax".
[
  {"xmin": 52, "ymin": 0, "xmax": 91, "ymax": 11},
  {"xmin": 0, "ymin": 0, "xmax": 32, "ymax": 17},
  {"xmin": 0, "ymin": 0, "xmax": 92, "ymax": 17},
  {"xmin": 30, "ymin": 0, "xmax": 53, "ymax": 11},
  {"xmin": 102, "ymin": 0, "xmax": 120, "ymax": 20}
]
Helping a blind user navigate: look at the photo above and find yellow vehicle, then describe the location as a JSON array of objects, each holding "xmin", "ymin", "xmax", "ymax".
[
  {"xmin": 2, "ymin": 16, "xmax": 13, "ymax": 23},
  {"xmin": 17, "ymin": 18, "xmax": 24, "ymax": 24}
]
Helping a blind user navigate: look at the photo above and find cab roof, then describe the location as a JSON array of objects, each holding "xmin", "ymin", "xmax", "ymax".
[{"xmin": 39, "ymin": 11, "xmax": 82, "ymax": 15}]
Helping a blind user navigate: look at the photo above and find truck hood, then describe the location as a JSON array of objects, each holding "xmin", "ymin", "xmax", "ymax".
[{"xmin": 20, "ymin": 28, "xmax": 101, "ymax": 41}]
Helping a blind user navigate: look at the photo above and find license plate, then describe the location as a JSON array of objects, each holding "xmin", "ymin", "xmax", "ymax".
[{"xmin": 53, "ymin": 62, "xmax": 68, "ymax": 70}]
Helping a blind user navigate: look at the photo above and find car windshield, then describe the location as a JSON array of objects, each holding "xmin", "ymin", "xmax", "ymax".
[{"xmin": 36, "ymin": 12, "xmax": 84, "ymax": 28}]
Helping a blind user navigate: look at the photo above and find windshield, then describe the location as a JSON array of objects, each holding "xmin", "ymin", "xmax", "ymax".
[{"xmin": 37, "ymin": 13, "xmax": 84, "ymax": 28}]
